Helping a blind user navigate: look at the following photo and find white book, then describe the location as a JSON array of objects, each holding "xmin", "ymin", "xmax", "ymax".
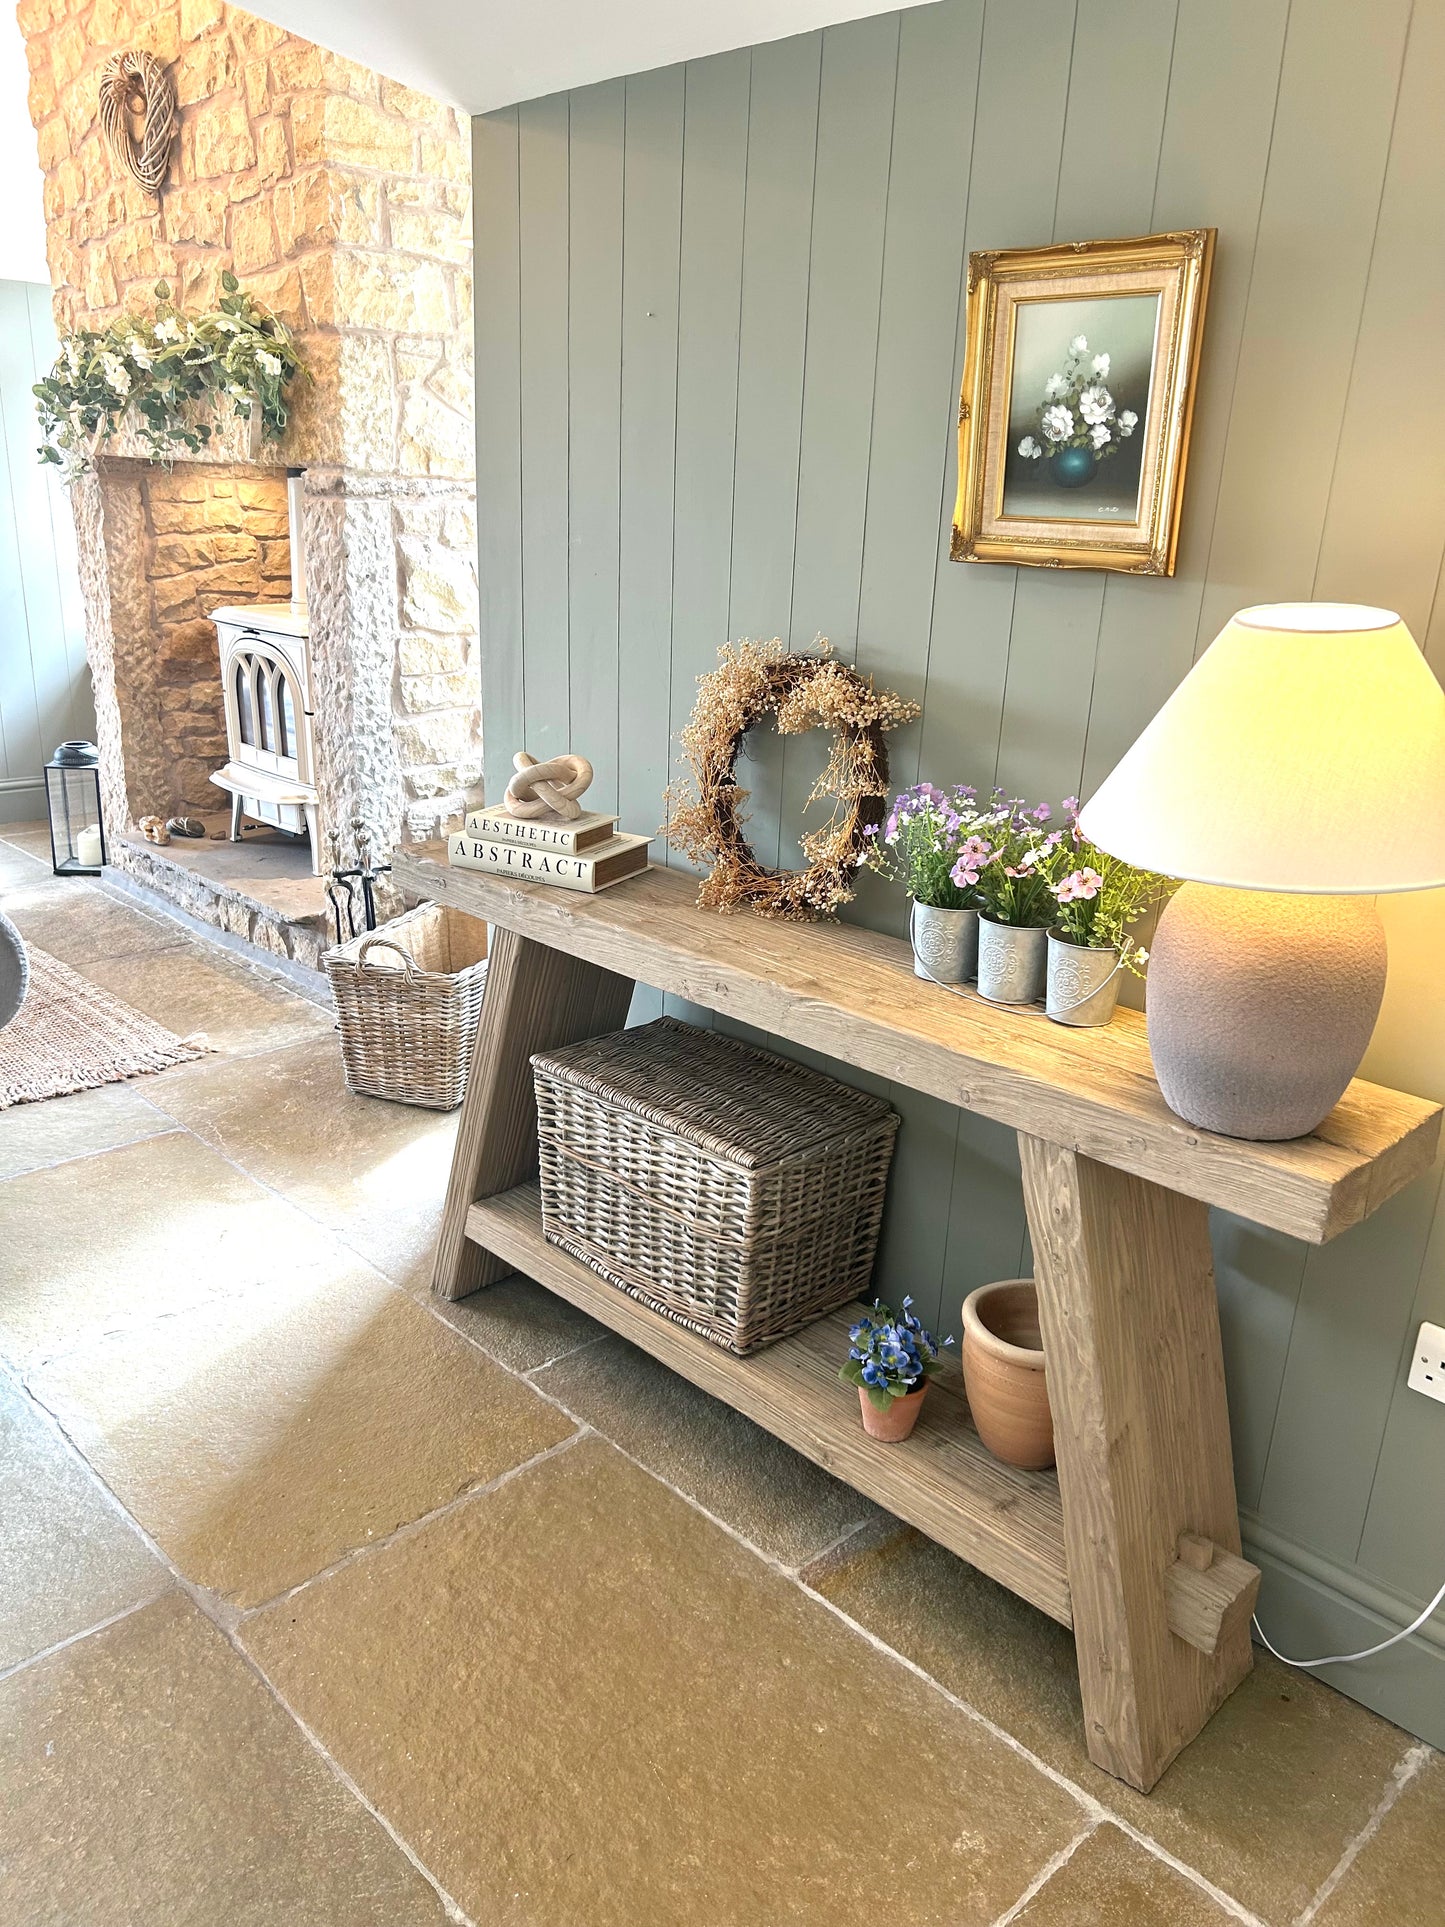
[
  {"xmin": 463, "ymin": 806, "xmax": 620, "ymax": 854},
  {"xmin": 448, "ymin": 831, "xmax": 652, "ymax": 893}
]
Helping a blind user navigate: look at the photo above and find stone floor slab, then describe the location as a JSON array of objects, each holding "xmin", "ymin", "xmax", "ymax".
[
  {"xmin": 1312, "ymin": 1749, "xmax": 1445, "ymax": 1925},
  {"xmin": 150, "ymin": 1036, "xmax": 456, "ymax": 1292},
  {"xmin": 4, "ymin": 879, "xmax": 189, "ymax": 967},
  {"xmin": 0, "ymin": 1592, "xmax": 450, "ymax": 1927},
  {"xmin": 0, "ymin": 1130, "xmax": 380, "ymax": 1370},
  {"xmin": 29, "ymin": 1272, "xmax": 576, "ymax": 1608},
  {"xmin": 536, "ymin": 1329, "xmax": 885, "ymax": 1569},
  {"xmin": 79, "ymin": 940, "xmax": 334, "ymax": 1058},
  {"xmin": 0, "ymin": 1374, "xmax": 166, "ymax": 1674},
  {"xmin": 814, "ymin": 1530, "xmax": 1414, "ymax": 1925},
  {"xmin": 242, "ymin": 1437, "xmax": 1084, "ymax": 1927},
  {"xmin": 432, "ymin": 1269, "xmax": 607, "ymax": 1372},
  {"xmin": 0, "ymin": 1081, "xmax": 171, "ymax": 1181},
  {"xmin": 1012, "ymin": 1825, "xmax": 1236, "ymax": 1924}
]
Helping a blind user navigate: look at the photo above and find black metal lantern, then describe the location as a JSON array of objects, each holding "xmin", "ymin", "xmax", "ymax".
[{"xmin": 44, "ymin": 741, "xmax": 107, "ymax": 876}]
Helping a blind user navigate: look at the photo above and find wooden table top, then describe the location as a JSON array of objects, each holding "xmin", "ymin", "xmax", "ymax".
[{"xmin": 392, "ymin": 847, "xmax": 1441, "ymax": 1245}]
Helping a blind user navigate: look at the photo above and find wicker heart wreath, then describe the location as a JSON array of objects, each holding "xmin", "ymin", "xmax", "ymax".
[
  {"xmin": 667, "ymin": 640, "xmax": 919, "ymax": 920},
  {"xmin": 99, "ymin": 51, "xmax": 176, "ymax": 198}
]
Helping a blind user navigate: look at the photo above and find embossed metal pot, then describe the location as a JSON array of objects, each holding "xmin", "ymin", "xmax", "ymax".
[
  {"xmin": 910, "ymin": 902, "xmax": 978, "ymax": 984},
  {"xmin": 976, "ymin": 917, "xmax": 1047, "ymax": 1004},
  {"xmin": 1049, "ymin": 444, "xmax": 1097, "ymax": 488},
  {"xmin": 1045, "ymin": 932, "xmax": 1121, "ymax": 1028},
  {"xmin": 961, "ymin": 1279, "xmax": 1054, "ymax": 1470}
]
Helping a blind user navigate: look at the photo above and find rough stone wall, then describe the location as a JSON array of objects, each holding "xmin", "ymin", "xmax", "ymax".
[{"xmin": 20, "ymin": 0, "xmax": 482, "ymax": 866}]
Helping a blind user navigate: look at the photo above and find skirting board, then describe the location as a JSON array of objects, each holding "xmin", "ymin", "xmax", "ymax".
[
  {"xmin": 1244, "ymin": 1514, "xmax": 1445, "ymax": 1749},
  {"xmin": 0, "ymin": 778, "xmax": 45, "ymax": 824}
]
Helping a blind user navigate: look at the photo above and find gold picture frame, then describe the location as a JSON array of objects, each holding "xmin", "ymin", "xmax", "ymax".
[{"xmin": 951, "ymin": 229, "xmax": 1215, "ymax": 576}]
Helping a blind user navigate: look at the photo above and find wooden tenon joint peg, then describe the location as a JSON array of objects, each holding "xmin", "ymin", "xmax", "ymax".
[{"xmin": 1165, "ymin": 1534, "xmax": 1262, "ymax": 1656}]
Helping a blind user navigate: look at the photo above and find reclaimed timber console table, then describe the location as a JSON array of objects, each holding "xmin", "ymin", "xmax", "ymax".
[{"xmin": 393, "ymin": 846, "xmax": 1441, "ymax": 1793}]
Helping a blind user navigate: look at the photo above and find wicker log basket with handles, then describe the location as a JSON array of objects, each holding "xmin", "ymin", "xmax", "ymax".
[{"xmin": 325, "ymin": 902, "xmax": 488, "ymax": 1111}]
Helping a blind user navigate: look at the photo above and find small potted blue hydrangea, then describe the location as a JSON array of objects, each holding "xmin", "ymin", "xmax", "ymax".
[{"xmin": 839, "ymin": 1297, "xmax": 953, "ymax": 1441}]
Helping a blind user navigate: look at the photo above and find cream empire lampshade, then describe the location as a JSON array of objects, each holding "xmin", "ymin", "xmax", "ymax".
[{"xmin": 1079, "ymin": 604, "xmax": 1445, "ymax": 1140}]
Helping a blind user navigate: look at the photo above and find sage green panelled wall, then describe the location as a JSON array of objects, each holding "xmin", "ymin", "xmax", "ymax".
[
  {"xmin": 472, "ymin": 0, "xmax": 1445, "ymax": 1742},
  {"xmin": 0, "ymin": 280, "xmax": 91, "ymax": 824}
]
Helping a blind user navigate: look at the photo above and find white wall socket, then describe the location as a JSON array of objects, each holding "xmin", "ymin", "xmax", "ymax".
[{"xmin": 1408, "ymin": 1322, "xmax": 1445, "ymax": 1405}]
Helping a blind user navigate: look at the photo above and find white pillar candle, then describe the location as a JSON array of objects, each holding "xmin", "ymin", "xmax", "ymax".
[{"xmin": 74, "ymin": 824, "xmax": 103, "ymax": 866}]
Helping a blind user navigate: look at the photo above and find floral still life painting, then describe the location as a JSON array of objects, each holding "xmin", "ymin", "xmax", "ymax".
[{"xmin": 953, "ymin": 230, "xmax": 1214, "ymax": 575}]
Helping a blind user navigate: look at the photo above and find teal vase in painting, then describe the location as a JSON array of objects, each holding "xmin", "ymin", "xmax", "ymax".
[{"xmin": 1049, "ymin": 444, "xmax": 1097, "ymax": 488}]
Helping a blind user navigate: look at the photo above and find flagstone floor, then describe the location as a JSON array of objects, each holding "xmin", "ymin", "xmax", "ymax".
[{"xmin": 0, "ymin": 821, "xmax": 1440, "ymax": 1926}]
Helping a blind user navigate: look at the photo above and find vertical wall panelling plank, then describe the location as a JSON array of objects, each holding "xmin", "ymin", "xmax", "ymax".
[
  {"xmin": 663, "ymin": 50, "xmax": 750, "ymax": 1026},
  {"xmin": 472, "ymin": 112, "xmax": 525, "ymax": 795},
  {"xmin": 725, "ymin": 30, "xmax": 821, "ymax": 872},
  {"xmin": 1079, "ymin": 0, "xmax": 1292, "ymax": 800},
  {"xmin": 1200, "ymin": 0, "xmax": 1415, "ymax": 1563},
  {"xmin": 1312, "ymin": 0, "xmax": 1445, "ymax": 637},
  {"xmin": 0, "ymin": 281, "xmax": 41, "ymax": 790},
  {"xmin": 916, "ymin": 0, "xmax": 1076, "ymax": 795},
  {"xmin": 518, "ymin": 93, "xmax": 572, "ymax": 760},
  {"xmin": 776, "ymin": 12, "xmax": 900, "ymax": 865},
  {"xmin": 0, "ymin": 280, "xmax": 66, "ymax": 771},
  {"xmin": 915, "ymin": 0, "xmax": 1079, "ymax": 1335},
  {"xmin": 993, "ymin": 0, "xmax": 1178, "ymax": 808},
  {"xmin": 617, "ymin": 67, "xmax": 685, "ymax": 1025},
  {"xmin": 1191, "ymin": 0, "xmax": 1412, "ymax": 652},
  {"xmin": 25, "ymin": 283, "xmax": 90, "ymax": 748},
  {"xmin": 849, "ymin": 1, "xmax": 986, "ymax": 1340},
  {"xmin": 567, "ymin": 80, "xmax": 626, "ymax": 817}
]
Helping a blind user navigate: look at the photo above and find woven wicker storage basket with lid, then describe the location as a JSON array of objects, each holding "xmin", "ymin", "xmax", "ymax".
[{"xmin": 531, "ymin": 1017, "xmax": 899, "ymax": 1355}]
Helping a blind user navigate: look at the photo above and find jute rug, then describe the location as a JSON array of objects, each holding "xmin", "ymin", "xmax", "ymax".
[{"xmin": 0, "ymin": 944, "xmax": 212, "ymax": 1108}]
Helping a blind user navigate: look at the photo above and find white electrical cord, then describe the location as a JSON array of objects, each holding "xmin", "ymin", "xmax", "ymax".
[
  {"xmin": 909, "ymin": 910, "xmax": 1445, "ymax": 1674},
  {"xmin": 1251, "ymin": 1574, "xmax": 1445, "ymax": 1670}
]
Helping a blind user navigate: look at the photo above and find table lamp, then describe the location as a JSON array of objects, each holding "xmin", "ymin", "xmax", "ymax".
[{"xmin": 1079, "ymin": 603, "xmax": 1445, "ymax": 1140}]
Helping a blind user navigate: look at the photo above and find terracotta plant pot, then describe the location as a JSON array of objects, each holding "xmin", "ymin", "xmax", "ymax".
[
  {"xmin": 858, "ymin": 1382, "xmax": 927, "ymax": 1442},
  {"xmin": 961, "ymin": 1279, "xmax": 1054, "ymax": 1469}
]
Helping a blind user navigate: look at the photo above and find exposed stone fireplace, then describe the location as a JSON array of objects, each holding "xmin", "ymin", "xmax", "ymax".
[{"xmin": 22, "ymin": 0, "xmax": 483, "ymax": 967}]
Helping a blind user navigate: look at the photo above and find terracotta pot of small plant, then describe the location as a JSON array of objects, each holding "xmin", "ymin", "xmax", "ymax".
[
  {"xmin": 840, "ymin": 1296, "xmax": 952, "ymax": 1444},
  {"xmin": 961, "ymin": 1279, "xmax": 1054, "ymax": 1470}
]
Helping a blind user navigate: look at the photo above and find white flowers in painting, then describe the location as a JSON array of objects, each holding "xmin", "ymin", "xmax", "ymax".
[
  {"xmin": 1078, "ymin": 383, "xmax": 1114, "ymax": 426},
  {"xmin": 1017, "ymin": 332, "xmax": 1144, "ymax": 475},
  {"xmin": 1041, "ymin": 403, "xmax": 1074, "ymax": 443}
]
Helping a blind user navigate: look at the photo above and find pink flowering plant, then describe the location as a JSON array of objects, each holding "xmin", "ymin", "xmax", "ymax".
[
  {"xmin": 1046, "ymin": 799, "xmax": 1171, "ymax": 975},
  {"xmin": 866, "ymin": 782, "xmax": 1004, "ymax": 910},
  {"xmin": 970, "ymin": 794, "xmax": 1063, "ymax": 928}
]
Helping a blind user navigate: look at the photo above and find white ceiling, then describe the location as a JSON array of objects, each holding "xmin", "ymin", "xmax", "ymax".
[
  {"xmin": 243, "ymin": 0, "xmax": 934, "ymax": 113},
  {"xmin": 0, "ymin": 6, "xmax": 49, "ymax": 285}
]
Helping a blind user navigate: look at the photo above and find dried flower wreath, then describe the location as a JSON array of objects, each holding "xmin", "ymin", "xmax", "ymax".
[{"xmin": 666, "ymin": 639, "xmax": 920, "ymax": 920}]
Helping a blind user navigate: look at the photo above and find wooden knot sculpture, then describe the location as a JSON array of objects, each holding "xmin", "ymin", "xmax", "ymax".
[
  {"xmin": 503, "ymin": 751, "xmax": 594, "ymax": 822},
  {"xmin": 99, "ymin": 51, "xmax": 176, "ymax": 198}
]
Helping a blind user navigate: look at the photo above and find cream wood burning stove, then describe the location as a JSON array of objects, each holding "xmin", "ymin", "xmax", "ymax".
[{"xmin": 209, "ymin": 600, "xmax": 322, "ymax": 873}]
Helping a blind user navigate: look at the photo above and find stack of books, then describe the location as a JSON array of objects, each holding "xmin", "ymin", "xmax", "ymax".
[{"xmin": 448, "ymin": 803, "xmax": 653, "ymax": 893}]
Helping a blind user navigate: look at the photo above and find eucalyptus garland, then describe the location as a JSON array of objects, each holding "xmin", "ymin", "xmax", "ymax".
[{"xmin": 34, "ymin": 272, "xmax": 309, "ymax": 480}]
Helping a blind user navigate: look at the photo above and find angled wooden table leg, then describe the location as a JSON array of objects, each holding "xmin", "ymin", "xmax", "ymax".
[
  {"xmin": 1019, "ymin": 1134, "xmax": 1259, "ymax": 1792},
  {"xmin": 432, "ymin": 922, "xmax": 634, "ymax": 1301}
]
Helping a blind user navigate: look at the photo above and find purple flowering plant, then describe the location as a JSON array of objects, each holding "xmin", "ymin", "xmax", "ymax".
[
  {"xmin": 865, "ymin": 781, "xmax": 1004, "ymax": 910},
  {"xmin": 969, "ymin": 792, "xmax": 1064, "ymax": 928},
  {"xmin": 1046, "ymin": 799, "xmax": 1171, "ymax": 975},
  {"xmin": 840, "ymin": 1296, "xmax": 953, "ymax": 1410}
]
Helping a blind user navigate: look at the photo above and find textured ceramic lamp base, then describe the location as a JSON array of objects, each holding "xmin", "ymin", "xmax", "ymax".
[{"xmin": 1146, "ymin": 884, "xmax": 1387, "ymax": 1140}]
